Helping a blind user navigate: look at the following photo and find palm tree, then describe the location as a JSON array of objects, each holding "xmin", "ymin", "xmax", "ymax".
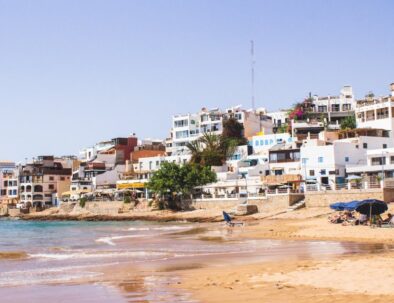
[
  {"xmin": 185, "ymin": 140, "xmax": 202, "ymax": 164},
  {"xmin": 186, "ymin": 132, "xmax": 240, "ymax": 167}
]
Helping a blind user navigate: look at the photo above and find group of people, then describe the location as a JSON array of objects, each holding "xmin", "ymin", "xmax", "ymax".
[{"xmin": 329, "ymin": 211, "xmax": 394, "ymax": 226}]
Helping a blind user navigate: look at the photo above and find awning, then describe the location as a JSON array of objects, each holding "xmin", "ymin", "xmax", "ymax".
[{"xmin": 117, "ymin": 182, "xmax": 146, "ymax": 189}]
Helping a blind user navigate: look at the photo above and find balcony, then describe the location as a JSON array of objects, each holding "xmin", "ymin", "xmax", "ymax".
[{"xmin": 269, "ymin": 158, "xmax": 300, "ymax": 163}]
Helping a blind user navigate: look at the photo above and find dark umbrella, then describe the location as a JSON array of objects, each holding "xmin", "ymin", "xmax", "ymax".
[
  {"xmin": 330, "ymin": 201, "xmax": 361, "ymax": 211},
  {"xmin": 355, "ymin": 199, "xmax": 388, "ymax": 217}
]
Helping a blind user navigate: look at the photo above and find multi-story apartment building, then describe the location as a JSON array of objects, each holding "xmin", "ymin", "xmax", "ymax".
[
  {"xmin": 300, "ymin": 140, "xmax": 366, "ymax": 187},
  {"xmin": 167, "ymin": 106, "xmax": 273, "ymax": 155},
  {"xmin": 346, "ymin": 147, "xmax": 394, "ymax": 179},
  {"xmin": 268, "ymin": 142, "xmax": 301, "ymax": 176},
  {"xmin": 311, "ymin": 85, "xmax": 355, "ymax": 123},
  {"xmin": 0, "ymin": 161, "xmax": 19, "ymax": 204},
  {"xmin": 355, "ymin": 82, "xmax": 394, "ymax": 139},
  {"xmin": 19, "ymin": 156, "xmax": 72, "ymax": 207},
  {"xmin": 288, "ymin": 86, "xmax": 355, "ymax": 140},
  {"xmin": 79, "ymin": 134, "xmax": 138, "ymax": 163}
]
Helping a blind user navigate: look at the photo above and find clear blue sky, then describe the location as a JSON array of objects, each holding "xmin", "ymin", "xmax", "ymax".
[{"xmin": 1, "ymin": 0, "xmax": 393, "ymax": 162}]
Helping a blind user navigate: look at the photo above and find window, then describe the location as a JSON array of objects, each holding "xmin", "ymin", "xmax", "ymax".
[
  {"xmin": 309, "ymin": 170, "xmax": 315, "ymax": 176},
  {"xmin": 377, "ymin": 108, "xmax": 389, "ymax": 119},
  {"xmin": 175, "ymin": 130, "xmax": 189, "ymax": 139},
  {"xmin": 255, "ymin": 140, "xmax": 259, "ymax": 146},
  {"xmin": 260, "ymin": 140, "xmax": 263, "ymax": 145},
  {"xmin": 174, "ymin": 119, "xmax": 188, "ymax": 128},
  {"xmin": 48, "ymin": 184, "xmax": 55, "ymax": 190},
  {"xmin": 49, "ymin": 176, "xmax": 54, "ymax": 181},
  {"xmin": 318, "ymin": 157, "xmax": 324, "ymax": 163},
  {"xmin": 345, "ymin": 157, "xmax": 349, "ymax": 162},
  {"xmin": 331, "ymin": 104, "xmax": 340, "ymax": 112},
  {"xmin": 201, "ymin": 115, "xmax": 209, "ymax": 122},
  {"xmin": 371, "ymin": 157, "xmax": 386, "ymax": 166},
  {"xmin": 390, "ymin": 156, "xmax": 394, "ymax": 164},
  {"xmin": 342, "ymin": 104, "xmax": 351, "ymax": 111},
  {"xmin": 302, "ymin": 158, "xmax": 308, "ymax": 164},
  {"xmin": 383, "ymin": 144, "xmax": 387, "ymax": 149},
  {"xmin": 320, "ymin": 169, "xmax": 327, "ymax": 175},
  {"xmin": 318, "ymin": 105, "xmax": 327, "ymax": 113},
  {"xmin": 363, "ymin": 143, "xmax": 368, "ymax": 149},
  {"xmin": 60, "ymin": 177, "xmax": 65, "ymax": 181}
]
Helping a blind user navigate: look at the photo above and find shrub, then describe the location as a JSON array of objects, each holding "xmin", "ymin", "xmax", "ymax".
[
  {"xmin": 79, "ymin": 197, "xmax": 87, "ymax": 208},
  {"xmin": 124, "ymin": 196, "xmax": 131, "ymax": 204}
]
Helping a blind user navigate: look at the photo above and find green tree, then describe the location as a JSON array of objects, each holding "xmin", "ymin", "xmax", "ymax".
[
  {"xmin": 221, "ymin": 117, "xmax": 247, "ymax": 145},
  {"xmin": 147, "ymin": 162, "xmax": 216, "ymax": 209},
  {"xmin": 186, "ymin": 118, "xmax": 247, "ymax": 166},
  {"xmin": 340, "ymin": 115, "xmax": 356, "ymax": 130}
]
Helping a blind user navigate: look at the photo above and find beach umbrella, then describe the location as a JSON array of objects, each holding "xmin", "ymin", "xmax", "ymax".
[
  {"xmin": 330, "ymin": 201, "xmax": 361, "ymax": 211},
  {"xmin": 355, "ymin": 199, "xmax": 388, "ymax": 216}
]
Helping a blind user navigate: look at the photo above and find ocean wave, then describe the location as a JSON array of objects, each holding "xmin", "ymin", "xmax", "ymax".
[
  {"xmin": 128, "ymin": 227, "xmax": 150, "ymax": 231},
  {"xmin": 127, "ymin": 226, "xmax": 190, "ymax": 232},
  {"xmin": 96, "ymin": 234, "xmax": 147, "ymax": 246}
]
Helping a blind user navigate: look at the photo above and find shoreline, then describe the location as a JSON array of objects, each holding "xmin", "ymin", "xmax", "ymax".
[
  {"xmin": 13, "ymin": 205, "xmax": 394, "ymax": 245},
  {"xmin": 2, "ymin": 207, "xmax": 394, "ymax": 302}
]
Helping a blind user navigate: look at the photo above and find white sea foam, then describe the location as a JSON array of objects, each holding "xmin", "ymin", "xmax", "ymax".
[
  {"xmin": 96, "ymin": 234, "xmax": 146, "ymax": 246},
  {"xmin": 128, "ymin": 227, "xmax": 150, "ymax": 231},
  {"xmin": 127, "ymin": 225, "xmax": 189, "ymax": 232}
]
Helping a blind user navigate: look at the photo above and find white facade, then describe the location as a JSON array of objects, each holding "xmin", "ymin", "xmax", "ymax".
[
  {"xmin": 312, "ymin": 85, "xmax": 355, "ymax": 117},
  {"xmin": 79, "ymin": 140, "xmax": 115, "ymax": 161},
  {"xmin": 300, "ymin": 140, "xmax": 365, "ymax": 186},
  {"xmin": 346, "ymin": 147, "xmax": 394, "ymax": 178},
  {"xmin": 252, "ymin": 133, "xmax": 294, "ymax": 154},
  {"xmin": 356, "ymin": 99, "xmax": 394, "ymax": 138},
  {"xmin": 267, "ymin": 110, "xmax": 289, "ymax": 127},
  {"xmin": 168, "ymin": 106, "xmax": 273, "ymax": 154},
  {"xmin": 133, "ymin": 154, "xmax": 192, "ymax": 180}
]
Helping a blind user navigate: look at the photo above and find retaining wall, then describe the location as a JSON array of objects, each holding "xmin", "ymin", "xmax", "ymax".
[
  {"xmin": 81, "ymin": 201, "xmax": 124, "ymax": 215},
  {"xmin": 179, "ymin": 194, "xmax": 305, "ymax": 213},
  {"xmin": 305, "ymin": 188, "xmax": 394, "ymax": 207}
]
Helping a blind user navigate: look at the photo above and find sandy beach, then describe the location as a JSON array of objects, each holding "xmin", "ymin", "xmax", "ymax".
[
  {"xmin": 4, "ymin": 204, "xmax": 394, "ymax": 302},
  {"xmin": 174, "ymin": 206, "xmax": 394, "ymax": 303}
]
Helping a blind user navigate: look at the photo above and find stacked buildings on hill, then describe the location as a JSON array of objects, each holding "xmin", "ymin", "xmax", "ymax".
[{"xmin": 1, "ymin": 82, "xmax": 394, "ymax": 207}]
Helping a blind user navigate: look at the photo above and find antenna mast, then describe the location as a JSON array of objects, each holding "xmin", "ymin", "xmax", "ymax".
[{"xmin": 250, "ymin": 40, "xmax": 255, "ymax": 110}]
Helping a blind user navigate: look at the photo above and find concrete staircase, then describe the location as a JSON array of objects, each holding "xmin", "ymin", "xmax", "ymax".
[{"xmin": 287, "ymin": 199, "xmax": 306, "ymax": 212}]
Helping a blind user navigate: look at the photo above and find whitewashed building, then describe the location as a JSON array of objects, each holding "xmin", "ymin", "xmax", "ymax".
[
  {"xmin": 346, "ymin": 147, "xmax": 394, "ymax": 179},
  {"xmin": 167, "ymin": 106, "xmax": 273, "ymax": 155},
  {"xmin": 355, "ymin": 83, "xmax": 394, "ymax": 138}
]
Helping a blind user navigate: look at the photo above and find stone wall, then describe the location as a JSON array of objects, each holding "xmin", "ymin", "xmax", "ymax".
[
  {"xmin": 77, "ymin": 201, "xmax": 124, "ymax": 215},
  {"xmin": 8, "ymin": 208, "xmax": 21, "ymax": 217},
  {"xmin": 304, "ymin": 189, "xmax": 389, "ymax": 208},
  {"xmin": 179, "ymin": 194, "xmax": 305, "ymax": 213},
  {"xmin": 0, "ymin": 205, "xmax": 8, "ymax": 216}
]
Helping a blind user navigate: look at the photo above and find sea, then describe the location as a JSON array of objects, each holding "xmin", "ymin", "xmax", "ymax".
[{"xmin": 0, "ymin": 218, "xmax": 391, "ymax": 303}]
